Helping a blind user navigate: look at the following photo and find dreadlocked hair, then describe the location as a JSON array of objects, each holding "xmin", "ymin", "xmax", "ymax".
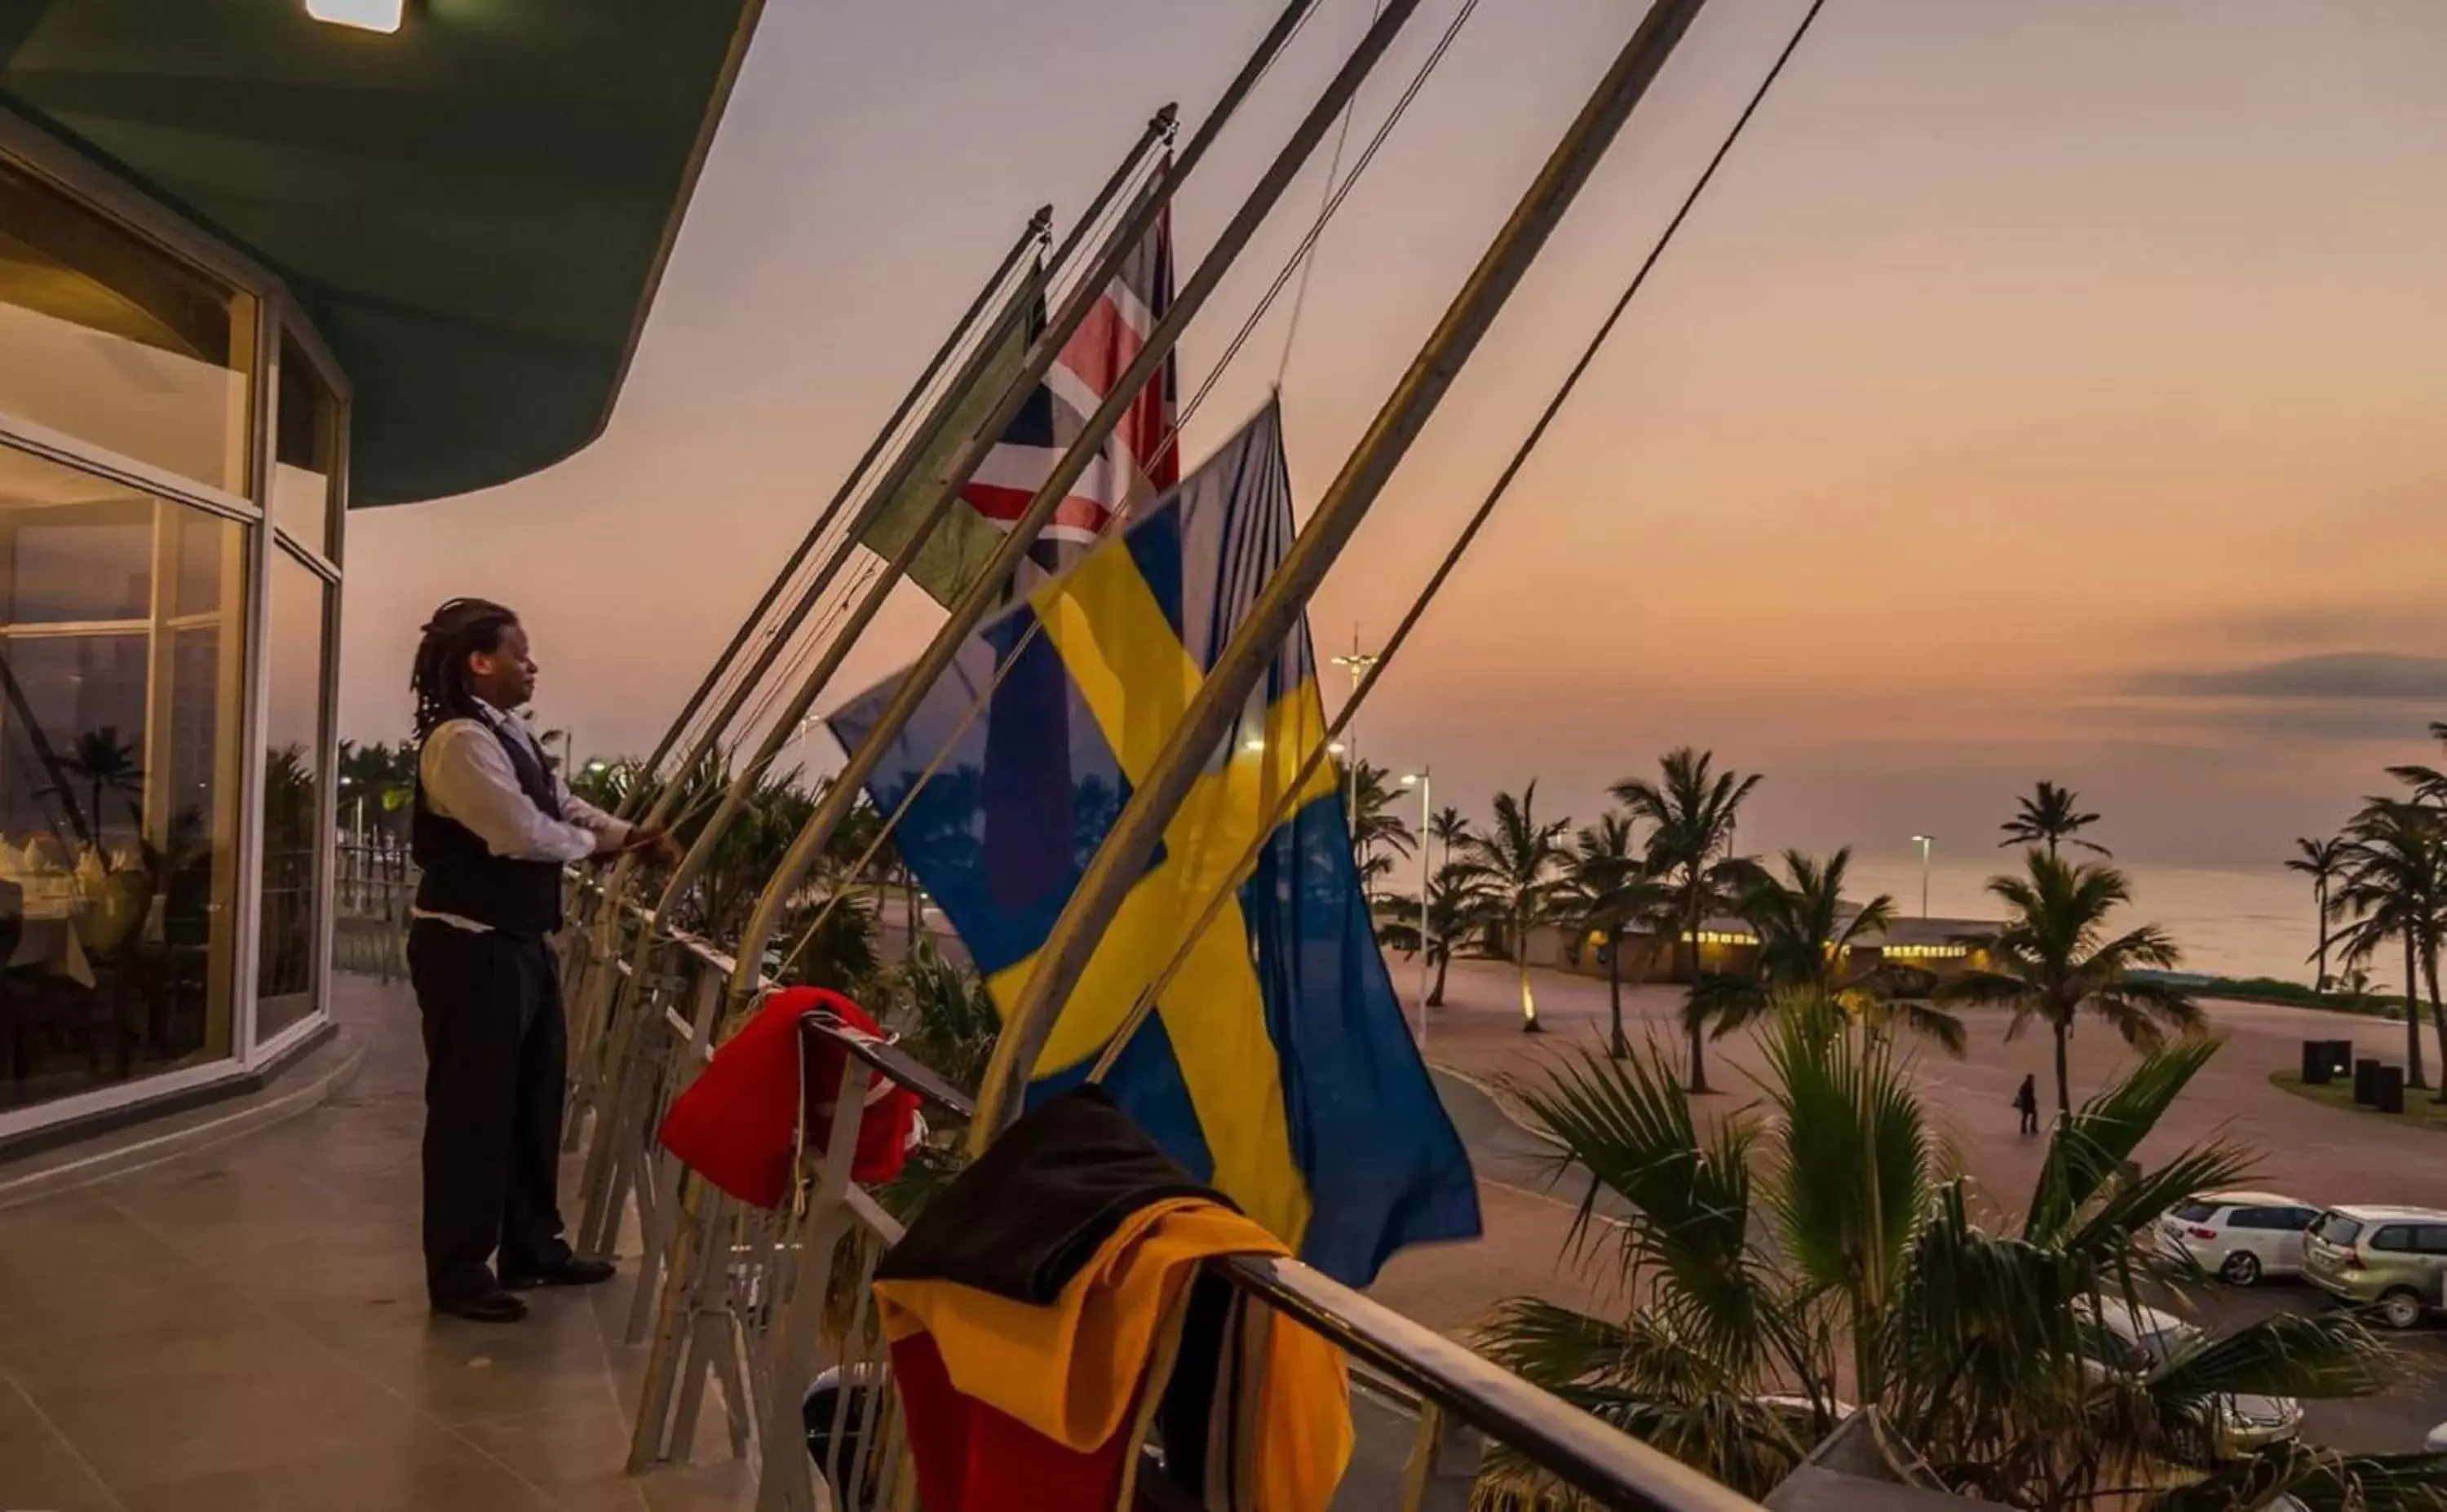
[{"xmin": 411, "ymin": 598, "xmax": 520, "ymax": 741}]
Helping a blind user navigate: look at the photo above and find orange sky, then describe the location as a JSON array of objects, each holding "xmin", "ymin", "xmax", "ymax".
[{"xmin": 341, "ymin": 0, "xmax": 2447, "ymax": 869}]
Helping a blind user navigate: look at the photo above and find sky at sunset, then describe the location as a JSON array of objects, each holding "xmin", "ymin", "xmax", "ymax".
[{"xmin": 340, "ymin": 0, "xmax": 2447, "ymax": 872}]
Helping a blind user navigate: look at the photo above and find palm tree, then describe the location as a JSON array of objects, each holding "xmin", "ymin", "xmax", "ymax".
[
  {"xmin": 1687, "ymin": 849, "xmax": 1962, "ymax": 1054},
  {"xmin": 47, "ymin": 725, "xmax": 145, "ymax": 842},
  {"xmin": 1613, "ymin": 748, "xmax": 1761, "ymax": 1092},
  {"xmin": 2332, "ymin": 799, "xmax": 2447, "ymax": 1096},
  {"xmin": 1342, "ymin": 758, "xmax": 1417, "ymax": 897},
  {"xmin": 1477, "ymin": 1014, "xmax": 2430, "ymax": 1508},
  {"xmin": 1428, "ymin": 805, "xmax": 1471, "ymax": 872},
  {"xmin": 1374, "ymin": 862, "xmax": 1498, "ymax": 1009},
  {"xmin": 1454, "ymin": 785, "xmax": 1570, "ymax": 1033},
  {"xmin": 2285, "ymin": 833, "xmax": 2351, "ymax": 995},
  {"xmin": 1560, "ymin": 813, "xmax": 1667, "ymax": 1059},
  {"xmin": 1998, "ymin": 779, "xmax": 2109, "ymax": 858},
  {"xmin": 1942, "ymin": 851, "xmax": 2199, "ymax": 1116}
]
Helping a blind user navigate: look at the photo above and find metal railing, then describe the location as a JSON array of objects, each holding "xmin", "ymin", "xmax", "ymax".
[
  {"xmin": 332, "ymin": 840, "xmax": 414, "ymax": 981},
  {"xmin": 560, "ymin": 886, "xmax": 1763, "ymax": 1512}
]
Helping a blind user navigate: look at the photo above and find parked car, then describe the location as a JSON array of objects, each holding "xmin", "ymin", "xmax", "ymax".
[
  {"xmin": 2303, "ymin": 1206, "xmax": 2447, "ymax": 1329},
  {"xmin": 2156, "ymin": 1191, "xmax": 2321, "ymax": 1286},
  {"xmin": 2074, "ymin": 1298, "xmax": 2304, "ymax": 1457}
]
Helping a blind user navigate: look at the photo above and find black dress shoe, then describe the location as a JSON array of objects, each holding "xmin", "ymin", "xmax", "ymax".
[
  {"xmin": 434, "ymin": 1290, "xmax": 529, "ymax": 1324},
  {"xmin": 501, "ymin": 1257, "xmax": 617, "ymax": 1290}
]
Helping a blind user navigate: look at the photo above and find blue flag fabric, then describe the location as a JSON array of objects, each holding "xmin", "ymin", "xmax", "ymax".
[{"xmin": 828, "ymin": 404, "xmax": 1480, "ymax": 1285}]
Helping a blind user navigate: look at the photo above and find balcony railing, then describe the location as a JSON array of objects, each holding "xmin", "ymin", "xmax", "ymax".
[{"xmin": 555, "ymin": 879, "xmax": 1767, "ymax": 1512}]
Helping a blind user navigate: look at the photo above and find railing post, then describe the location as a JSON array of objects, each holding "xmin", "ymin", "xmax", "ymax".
[{"xmin": 1400, "ymin": 1402, "xmax": 1485, "ymax": 1512}]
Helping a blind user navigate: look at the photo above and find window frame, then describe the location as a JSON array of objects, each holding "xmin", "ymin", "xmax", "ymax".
[{"xmin": 0, "ymin": 112, "xmax": 353, "ymax": 1143}]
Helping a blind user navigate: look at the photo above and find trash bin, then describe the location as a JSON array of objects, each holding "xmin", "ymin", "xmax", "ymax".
[
  {"xmin": 2378, "ymin": 1065, "xmax": 2406, "ymax": 1115},
  {"xmin": 2355, "ymin": 1059, "xmax": 2383, "ymax": 1105},
  {"xmin": 2303, "ymin": 1041, "xmax": 2330, "ymax": 1084},
  {"xmin": 2328, "ymin": 1040, "xmax": 2355, "ymax": 1078}
]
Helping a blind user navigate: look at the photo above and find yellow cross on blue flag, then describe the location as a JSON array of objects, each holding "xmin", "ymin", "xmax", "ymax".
[{"xmin": 828, "ymin": 403, "xmax": 1480, "ymax": 1284}]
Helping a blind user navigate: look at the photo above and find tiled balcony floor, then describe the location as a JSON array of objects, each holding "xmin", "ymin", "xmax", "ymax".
[{"xmin": 0, "ymin": 974, "xmax": 751, "ymax": 1512}]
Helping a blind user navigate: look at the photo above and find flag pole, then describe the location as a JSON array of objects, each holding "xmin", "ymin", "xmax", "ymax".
[
  {"xmin": 724, "ymin": 0, "xmax": 1430, "ymax": 1017},
  {"xmin": 573, "ymin": 111, "xmax": 1177, "ymax": 1251},
  {"xmin": 592, "ymin": 108, "xmax": 1166, "ymax": 912},
  {"xmin": 975, "ymin": 0, "xmax": 1715, "ymax": 1143},
  {"xmin": 610, "ymin": 206, "xmax": 1055, "ymax": 821}
]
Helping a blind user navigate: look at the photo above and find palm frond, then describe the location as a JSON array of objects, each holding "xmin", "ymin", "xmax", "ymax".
[{"xmin": 2026, "ymin": 1037, "xmax": 2224, "ymax": 1243}]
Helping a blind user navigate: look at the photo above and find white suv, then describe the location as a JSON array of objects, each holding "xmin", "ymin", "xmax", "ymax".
[{"xmin": 2158, "ymin": 1191, "xmax": 2321, "ymax": 1286}]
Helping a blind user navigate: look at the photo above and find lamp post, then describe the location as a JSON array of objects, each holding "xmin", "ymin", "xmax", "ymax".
[
  {"xmin": 1400, "ymin": 769, "xmax": 1430, "ymax": 1044},
  {"xmin": 1911, "ymin": 833, "xmax": 1933, "ymax": 919}
]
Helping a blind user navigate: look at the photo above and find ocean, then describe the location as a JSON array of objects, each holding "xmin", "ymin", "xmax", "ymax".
[{"xmin": 1842, "ymin": 853, "xmax": 2323, "ymax": 988}]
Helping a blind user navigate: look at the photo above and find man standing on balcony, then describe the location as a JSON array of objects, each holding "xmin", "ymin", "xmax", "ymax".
[{"xmin": 407, "ymin": 597, "xmax": 676, "ymax": 1324}]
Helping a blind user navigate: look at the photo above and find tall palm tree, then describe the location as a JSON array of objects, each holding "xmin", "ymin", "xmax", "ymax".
[
  {"xmin": 1428, "ymin": 805, "xmax": 1471, "ymax": 873},
  {"xmin": 1477, "ymin": 1015, "xmax": 2430, "ymax": 1508},
  {"xmin": 1560, "ymin": 812, "xmax": 1667, "ymax": 1059},
  {"xmin": 2285, "ymin": 833, "xmax": 2351, "ymax": 995},
  {"xmin": 1942, "ymin": 851, "xmax": 2198, "ymax": 1116},
  {"xmin": 1613, "ymin": 748, "xmax": 1761, "ymax": 1092},
  {"xmin": 1998, "ymin": 779, "xmax": 2109, "ymax": 858},
  {"xmin": 1455, "ymin": 785, "xmax": 1570, "ymax": 1033},
  {"xmin": 2332, "ymin": 799, "xmax": 2447, "ymax": 1096}
]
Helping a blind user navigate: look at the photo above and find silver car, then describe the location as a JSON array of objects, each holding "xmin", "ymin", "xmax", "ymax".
[{"xmin": 2078, "ymin": 1298, "xmax": 2304, "ymax": 1456}]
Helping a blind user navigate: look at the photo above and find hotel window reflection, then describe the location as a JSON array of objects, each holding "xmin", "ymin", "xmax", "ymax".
[{"xmin": 0, "ymin": 442, "xmax": 247, "ymax": 1111}]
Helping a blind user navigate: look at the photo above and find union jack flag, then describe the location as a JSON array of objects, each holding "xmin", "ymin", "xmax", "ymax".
[{"xmin": 966, "ymin": 194, "xmax": 1179, "ymax": 577}]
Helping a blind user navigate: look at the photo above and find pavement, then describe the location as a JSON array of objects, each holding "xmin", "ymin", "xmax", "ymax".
[{"xmin": 1402, "ymin": 952, "xmax": 2447, "ymax": 1456}]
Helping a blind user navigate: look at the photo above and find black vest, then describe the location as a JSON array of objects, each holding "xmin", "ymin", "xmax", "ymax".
[{"xmin": 413, "ymin": 714, "xmax": 566, "ymax": 936}]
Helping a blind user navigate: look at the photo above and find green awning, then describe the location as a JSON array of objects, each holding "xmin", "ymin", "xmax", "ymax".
[{"xmin": 0, "ymin": 0, "xmax": 763, "ymax": 506}]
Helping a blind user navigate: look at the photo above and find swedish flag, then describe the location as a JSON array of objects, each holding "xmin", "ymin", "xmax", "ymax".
[{"xmin": 829, "ymin": 404, "xmax": 1480, "ymax": 1285}]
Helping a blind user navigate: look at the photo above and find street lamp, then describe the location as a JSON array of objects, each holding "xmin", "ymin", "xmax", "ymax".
[
  {"xmin": 1911, "ymin": 834, "xmax": 1934, "ymax": 919},
  {"xmin": 1400, "ymin": 768, "xmax": 1430, "ymax": 1045}
]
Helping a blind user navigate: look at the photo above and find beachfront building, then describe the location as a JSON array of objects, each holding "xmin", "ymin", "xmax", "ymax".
[
  {"xmin": 0, "ymin": 0, "xmax": 758, "ymax": 1151},
  {"xmin": 1529, "ymin": 911, "xmax": 2002, "ymax": 984}
]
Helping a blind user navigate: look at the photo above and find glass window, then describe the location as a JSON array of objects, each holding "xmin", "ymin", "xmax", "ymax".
[
  {"xmin": 0, "ymin": 158, "xmax": 255, "ymax": 495},
  {"xmin": 2317, "ymin": 1215, "xmax": 2362, "ymax": 1246},
  {"xmin": 2225, "ymin": 1208, "xmax": 2272, "ymax": 1231},
  {"xmin": 1, "ymin": 442, "xmax": 246, "ymax": 1112},
  {"xmin": 254, "ymin": 547, "xmax": 330, "ymax": 1042},
  {"xmin": 2417, "ymin": 1226, "xmax": 2447, "ymax": 1257},
  {"xmin": 270, "ymin": 336, "xmax": 337, "ymax": 558},
  {"xmin": 2371, "ymin": 1226, "xmax": 2412, "ymax": 1253},
  {"xmin": 2170, "ymin": 1200, "xmax": 2217, "ymax": 1223}
]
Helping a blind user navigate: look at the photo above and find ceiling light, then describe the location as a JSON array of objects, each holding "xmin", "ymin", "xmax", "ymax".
[{"xmin": 306, "ymin": 0, "xmax": 406, "ymax": 33}]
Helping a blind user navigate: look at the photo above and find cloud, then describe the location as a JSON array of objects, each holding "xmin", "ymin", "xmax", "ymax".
[{"xmin": 2130, "ymin": 652, "xmax": 2447, "ymax": 703}]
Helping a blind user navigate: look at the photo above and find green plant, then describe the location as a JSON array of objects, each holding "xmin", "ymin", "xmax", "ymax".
[
  {"xmin": 1613, "ymin": 748, "xmax": 1763, "ymax": 1091},
  {"xmin": 1453, "ymin": 785, "xmax": 1571, "ymax": 1034},
  {"xmin": 1942, "ymin": 851, "xmax": 2199, "ymax": 1117},
  {"xmin": 1999, "ymin": 779, "xmax": 2110, "ymax": 859},
  {"xmin": 1477, "ymin": 1009, "xmax": 2442, "ymax": 1509},
  {"xmin": 2332, "ymin": 799, "xmax": 2447, "ymax": 1098},
  {"xmin": 1558, "ymin": 812, "xmax": 1667, "ymax": 1059}
]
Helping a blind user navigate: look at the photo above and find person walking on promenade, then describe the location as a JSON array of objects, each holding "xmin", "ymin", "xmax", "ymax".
[
  {"xmin": 407, "ymin": 598, "xmax": 676, "ymax": 1323},
  {"xmin": 2013, "ymin": 1072, "xmax": 2041, "ymax": 1137}
]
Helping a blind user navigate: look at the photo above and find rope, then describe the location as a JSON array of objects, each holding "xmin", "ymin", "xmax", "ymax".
[
  {"xmin": 769, "ymin": 0, "xmax": 1486, "ymax": 981},
  {"xmin": 1084, "ymin": 0, "xmax": 1835, "ymax": 1080},
  {"xmin": 1276, "ymin": 0, "xmax": 1388, "ymax": 387}
]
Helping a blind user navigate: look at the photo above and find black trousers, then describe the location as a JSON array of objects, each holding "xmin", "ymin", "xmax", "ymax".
[{"xmin": 409, "ymin": 920, "xmax": 575, "ymax": 1303}]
